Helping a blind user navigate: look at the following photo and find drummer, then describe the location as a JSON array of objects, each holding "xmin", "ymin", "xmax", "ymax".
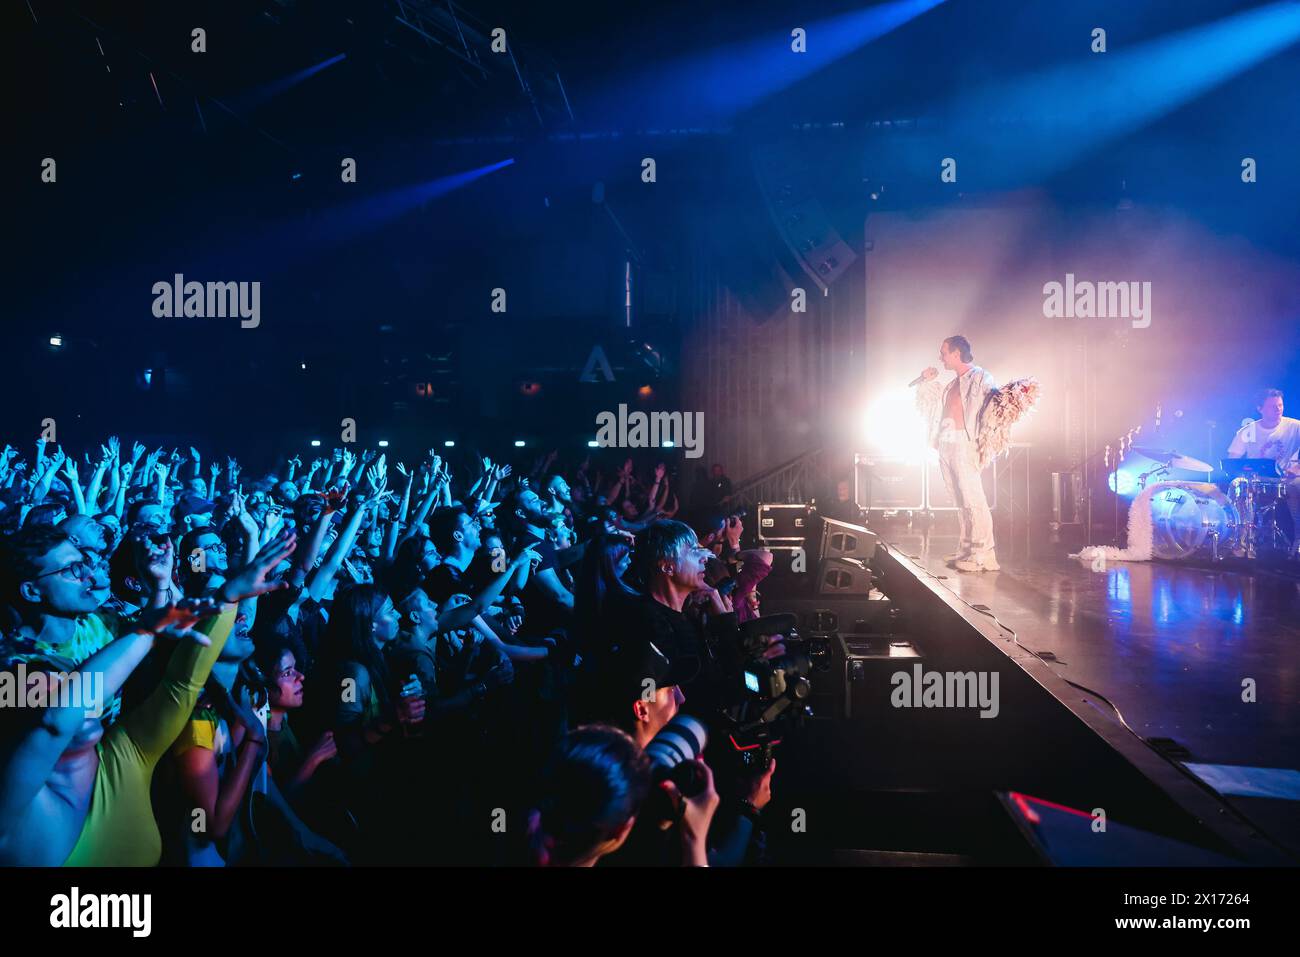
[{"xmin": 1227, "ymin": 388, "xmax": 1300, "ymax": 558}]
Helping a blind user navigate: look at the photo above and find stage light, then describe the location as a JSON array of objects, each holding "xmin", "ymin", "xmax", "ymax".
[
  {"xmin": 862, "ymin": 389, "xmax": 928, "ymax": 463},
  {"xmin": 378, "ymin": 440, "xmax": 389, "ymax": 448},
  {"xmin": 587, "ymin": 440, "xmax": 599, "ymax": 448},
  {"xmin": 662, "ymin": 441, "xmax": 675, "ymax": 448},
  {"xmin": 444, "ymin": 440, "xmax": 455, "ymax": 448},
  {"xmin": 1108, "ymin": 466, "xmax": 1141, "ymax": 497},
  {"xmin": 310, "ymin": 440, "xmax": 321, "ymax": 447},
  {"xmin": 300, "ymin": 362, "xmax": 307, "ymax": 370},
  {"xmin": 49, "ymin": 336, "xmax": 63, "ymax": 347},
  {"xmin": 514, "ymin": 440, "xmax": 526, "ymax": 447},
  {"xmin": 638, "ymin": 385, "xmax": 654, "ymax": 398}
]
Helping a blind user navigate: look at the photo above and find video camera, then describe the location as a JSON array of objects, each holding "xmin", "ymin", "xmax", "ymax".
[{"xmin": 720, "ymin": 613, "xmax": 823, "ymax": 769}]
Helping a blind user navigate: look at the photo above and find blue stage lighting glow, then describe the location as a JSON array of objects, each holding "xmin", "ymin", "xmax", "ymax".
[
  {"xmin": 1108, "ymin": 467, "xmax": 1141, "ymax": 497},
  {"xmin": 937, "ymin": 1, "xmax": 1300, "ymax": 184},
  {"xmin": 592, "ymin": 0, "xmax": 946, "ymax": 121},
  {"xmin": 237, "ymin": 53, "xmax": 348, "ymax": 112}
]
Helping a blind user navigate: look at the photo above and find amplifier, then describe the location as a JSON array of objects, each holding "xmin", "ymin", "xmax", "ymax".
[
  {"xmin": 855, "ymin": 455, "xmax": 924, "ymax": 511},
  {"xmin": 757, "ymin": 503, "xmax": 813, "ymax": 546}
]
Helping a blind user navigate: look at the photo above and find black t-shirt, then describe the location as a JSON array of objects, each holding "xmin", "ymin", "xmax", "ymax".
[
  {"xmin": 422, "ymin": 562, "xmax": 471, "ymax": 606},
  {"xmin": 517, "ymin": 531, "xmax": 569, "ymax": 638},
  {"xmin": 597, "ymin": 593, "xmax": 743, "ymax": 717}
]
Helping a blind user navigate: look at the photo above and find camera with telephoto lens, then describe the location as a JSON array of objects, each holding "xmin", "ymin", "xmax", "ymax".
[
  {"xmin": 641, "ymin": 714, "xmax": 709, "ymax": 824},
  {"xmin": 722, "ymin": 614, "xmax": 817, "ymax": 769}
]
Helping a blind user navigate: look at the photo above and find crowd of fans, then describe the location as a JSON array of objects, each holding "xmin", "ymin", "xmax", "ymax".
[{"xmin": 0, "ymin": 437, "xmax": 778, "ymax": 866}]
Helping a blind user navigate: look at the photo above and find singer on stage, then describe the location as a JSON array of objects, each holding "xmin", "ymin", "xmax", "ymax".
[{"xmin": 913, "ymin": 335, "xmax": 1000, "ymax": 571}]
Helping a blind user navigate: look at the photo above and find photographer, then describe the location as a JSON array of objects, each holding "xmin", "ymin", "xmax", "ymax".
[
  {"xmin": 527, "ymin": 724, "xmax": 718, "ymax": 867},
  {"xmin": 596, "ymin": 521, "xmax": 783, "ymax": 864},
  {"xmin": 614, "ymin": 520, "xmax": 784, "ymax": 702}
]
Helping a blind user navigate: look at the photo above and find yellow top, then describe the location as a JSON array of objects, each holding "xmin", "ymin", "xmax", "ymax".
[{"xmin": 62, "ymin": 609, "xmax": 235, "ymax": 867}]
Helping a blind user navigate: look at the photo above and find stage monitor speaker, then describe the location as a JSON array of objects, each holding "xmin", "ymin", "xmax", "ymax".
[
  {"xmin": 818, "ymin": 557, "xmax": 873, "ymax": 595},
  {"xmin": 855, "ymin": 455, "xmax": 924, "ymax": 511},
  {"xmin": 819, "ymin": 518, "xmax": 880, "ymax": 563},
  {"xmin": 925, "ymin": 457, "xmax": 997, "ymax": 511},
  {"xmin": 758, "ymin": 503, "xmax": 813, "ymax": 547}
]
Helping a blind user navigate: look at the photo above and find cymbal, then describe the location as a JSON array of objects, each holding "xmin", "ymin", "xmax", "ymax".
[{"xmin": 1132, "ymin": 447, "xmax": 1215, "ymax": 472}]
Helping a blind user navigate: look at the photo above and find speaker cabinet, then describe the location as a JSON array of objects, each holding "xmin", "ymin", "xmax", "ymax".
[
  {"xmin": 819, "ymin": 518, "xmax": 880, "ymax": 562},
  {"xmin": 818, "ymin": 557, "xmax": 874, "ymax": 595}
]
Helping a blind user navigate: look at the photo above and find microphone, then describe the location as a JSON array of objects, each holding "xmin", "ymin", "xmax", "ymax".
[{"xmin": 907, "ymin": 373, "xmax": 929, "ymax": 388}]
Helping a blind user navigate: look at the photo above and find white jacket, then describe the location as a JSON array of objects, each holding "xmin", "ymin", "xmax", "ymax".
[{"xmin": 916, "ymin": 365, "xmax": 998, "ymax": 447}]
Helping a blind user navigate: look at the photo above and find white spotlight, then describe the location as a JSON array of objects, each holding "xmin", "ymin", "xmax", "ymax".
[{"xmin": 862, "ymin": 389, "xmax": 929, "ymax": 463}]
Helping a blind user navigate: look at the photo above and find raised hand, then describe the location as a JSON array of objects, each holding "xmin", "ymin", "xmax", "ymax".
[
  {"xmin": 135, "ymin": 598, "xmax": 223, "ymax": 645},
  {"xmin": 231, "ymin": 490, "xmax": 259, "ymax": 539},
  {"xmin": 495, "ymin": 463, "xmax": 513, "ymax": 481},
  {"xmin": 131, "ymin": 441, "xmax": 146, "ymax": 463},
  {"xmin": 321, "ymin": 482, "xmax": 350, "ymax": 514},
  {"xmin": 395, "ymin": 462, "xmax": 410, "ymax": 479},
  {"xmin": 142, "ymin": 537, "xmax": 175, "ymax": 588},
  {"xmin": 107, "ymin": 436, "xmax": 121, "ymax": 459},
  {"xmin": 218, "ymin": 529, "xmax": 297, "ymax": 604},
  {"xmin": 60, "ymin": 459, "xmax": 79, "ymax": 486}
]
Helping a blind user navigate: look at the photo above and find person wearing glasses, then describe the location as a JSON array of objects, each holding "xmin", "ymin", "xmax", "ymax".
[
  {"xmin": 0, "ymin": 527, "xmax": 121, "ymax": 678},
  {"xmin": 178, "ymin": 527, "xmax": 229, "ymax": 597},
  {"xmin": 0, "ymin": 531, "xmax": 296, "ymax": 865}
]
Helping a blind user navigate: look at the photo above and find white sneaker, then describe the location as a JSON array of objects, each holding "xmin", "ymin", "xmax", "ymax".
[{"xmin": 955, "ymin": 555, "xmax": 1000, "ymax": 572}]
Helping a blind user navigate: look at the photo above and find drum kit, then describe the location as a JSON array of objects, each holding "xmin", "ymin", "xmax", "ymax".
[{"xmin": 1130, "ymin": 448, "xmax": 1296, "ymax": 562}]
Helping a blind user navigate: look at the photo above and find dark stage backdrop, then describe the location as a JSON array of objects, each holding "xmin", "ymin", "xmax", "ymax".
[{"xmin": 678, "ymin": 208, "xmax": 868, "ymax": 495}]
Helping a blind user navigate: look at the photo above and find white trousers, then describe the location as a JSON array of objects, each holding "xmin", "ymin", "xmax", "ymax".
[{"xmin": 937, "ymin": 429, "xmax": 995, "ymax": 560}]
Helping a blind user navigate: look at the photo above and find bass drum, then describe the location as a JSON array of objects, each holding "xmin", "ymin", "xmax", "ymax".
[{"xmin": 1149, "ymin": 484, "xmax": 1239, "ymax": 560}]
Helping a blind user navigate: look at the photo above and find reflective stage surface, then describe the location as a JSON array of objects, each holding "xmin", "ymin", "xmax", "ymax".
[{"xmin": 881, "ymin": 522, "xmax": 1300, "ymax": 854}]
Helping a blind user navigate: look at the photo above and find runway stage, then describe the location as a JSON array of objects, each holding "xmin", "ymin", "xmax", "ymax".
[{"xmin": 879, "ymin": 527, "xmax": 1300, "ymax": 859}]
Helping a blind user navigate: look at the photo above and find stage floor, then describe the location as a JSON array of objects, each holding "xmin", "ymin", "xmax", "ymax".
[{"xmin": 878, "ymin": 523, "xmax": 1300, "ymax": 856}]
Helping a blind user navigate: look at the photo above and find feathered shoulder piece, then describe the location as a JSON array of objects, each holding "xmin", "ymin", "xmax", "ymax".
[
  {"xmin": 976, "ymin": 378, "xmax": 1041, "ymax": 469},
  {"xmin": 915, "ymin": 378, "xmax": 943, "ymax": 420}
]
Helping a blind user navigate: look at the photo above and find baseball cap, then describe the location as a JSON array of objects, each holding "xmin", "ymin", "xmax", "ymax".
[
  {"xmin": 172, "ymin": 492, "xmax": 215, "ymax": 522},
  {"xmin": 600, "ymin": 637, "xmax": 700, "ymax": 705}
]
